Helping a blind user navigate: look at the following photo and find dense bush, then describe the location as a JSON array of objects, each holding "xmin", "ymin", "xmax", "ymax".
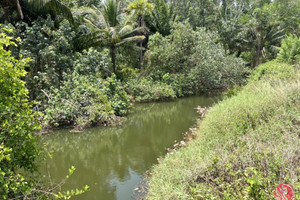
[
  {"xmin": 73, "ymin": 47, "xmax": 112, "ymax": 77},
  {"xmin": 17, "ymin": 17, "xmax": 76, "ymax": 100},
  {"xmin": 276, "ymin": 34, "xmax": 300, "ymax": 65},
  {"xmin": 249, "ymin": 60, "xmax": 298, "ymax": 82},
  {"xmin": 145, "ymin": 23, "xmax": 248, "ymax": 94},
  {"xmin": 44, "ymin": 74, "xmax": 130, "ymax": 128},
  {"xmin": 0, "ymin": 29, "xmax": 40, "ymax": 199},
  {"xmin": 125, "ymin": 77, "xmax": 176, "ymax": 102},
  {"xmin": 102, "ymin": 75, "xmax": 131, "ymax": 116},
  {"xmin": 147, "ymin": 61, "xmax": 300, "ymax": 199}
]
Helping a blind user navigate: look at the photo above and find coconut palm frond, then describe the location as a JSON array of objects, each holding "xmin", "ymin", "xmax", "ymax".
[
  {"xmin": 75, "ymin": 7, "xmax": 106, "ymax": 29},
  {"xmin": 267, "ymin": 28, "xmax": 285, "ymax": 43},
  {"xmin": 73, "ymin": 30, "xmax": 107, "ymax": 50},
  {"xmin": 26, "ymin": 0, "xmax": 74, "ymax": 23},
  {"xmin": 101, "ymin": 0, "xmax": 120, "ymax": 27},
  {"xmin": 84, "ymin": 18, "xmax": 99, "ymax": 29},
  {"xmin": 119, "ymin": 24, "xmax": 134, "ymax": 36},
  {"xmin": 120, "ymin": 27, "xmax": 146, "ymax": 39},
  {"xmin": 116, "ymin": 35, "xmax": 145, "ymax": 46},
  {"xmin": 146, "ymin": 0, "xmax": 176, "ymax": 36}
]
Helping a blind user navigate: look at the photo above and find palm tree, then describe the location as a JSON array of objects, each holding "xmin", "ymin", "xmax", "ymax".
[
  {"xmin": 0, "ymin": 0, "xmax": 73, "ymax": 23},
  {"xmin": 127, "ymin": 0, "xmax": 153, "ymax": 68},
  {"xmin": 241, "ymin": 5, "xmax": 285, "ymax": 67},
  {"xmin": 146, "ymin": 0, "xmax": 177, "ymax": 36},
  {"xmin": 80, "ymin": 0, "xmax": 146, "ymax": 73},
  {"xmin": 25, "ymin": 0, "xmax": 73, "ymax": 22}
]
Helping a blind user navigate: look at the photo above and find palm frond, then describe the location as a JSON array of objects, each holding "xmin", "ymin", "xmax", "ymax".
[
  {"xmin": 120, "ymin": 26, "xmax": 146, "ymax": 39},
  {"xmin": 73, "ymin": 30, "xmax": 107, "ymax": 50},
  {"xmin": 101, "ymin": 0, "xmax": 120, "ymax": 27},
  {"xmin": 116, "ymin": 35, "xmax": 145, "ymax": 46},
  {"xmin": 26, "ymin": 0, "xmax": 74, "ymax": 23},
  {"xmin": 75, "ymin": 7, "xmax": 106, "ymax": 29}
]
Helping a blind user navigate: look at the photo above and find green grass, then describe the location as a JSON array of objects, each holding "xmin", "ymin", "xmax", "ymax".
[{"xmin": 147, "ymin": 61, "xmax": 300, "ymax": 200}]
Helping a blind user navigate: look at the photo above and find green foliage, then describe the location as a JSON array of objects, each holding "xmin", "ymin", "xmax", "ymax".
[
  {"xmin": 0, "ymin": 145, "xmax": 33, "ymax": 199},
  {"xmin": 146, "ymin": 23, "xmax": 248, "ymax": 94},
  {"xmin": 168, "ymin": 0, "xmax": 299, "ymax": 67},
  {"xmin": 60, "ymin": 0, "xmax": 102, "ymax": 9},
  {"xmin": 145, "ymin": 0, "xmax": 177, "ymax": 36},
  {"xmin": 147, "ymin": 62, "xmax": 300, "ymax": 200},
  {"xmin": 102, "ymin": 75, "xmax": 131, "ymax": 116},
  {"xmin": 102, "ymin": 0, "xmax": 120, "ymax": 27},
  {"xmin": 249, "ymin": 61, "xmax": 297, "ymax": 82},
  {"xmin": 116, "ymin": 66, "xmax": 139, "ymax": 81},
  {"xmin": 24, "ymin": 0, "xmax": 74, "ymax": 23},
  {"xmin": 125, "ymin": 77, "xmax": 176, "ymax": 102},
  {"xmin": 169, "ymin": 0, "xmax": 218, "ymax": 29},
  {"xmin": 0, "ymin": 27, "xmax": 90, "ymax": 199},
  {"xmin": 127, "ymin": 0, "xmax": 153, "ymax": 17},
  {"xmin": 189, "ymin": 152, "xmax": 290, "ymax": 199},
  {"xmin": 18, "ymin": 17, "xmax": 76, "ymax": 100},
  {"xmin": 81, "ymin": 0, "xmax": 146, "ymax": 72},
  {"xmin": 44, "ymin": 74, "xmax": 129, "ymax": 128},
  {"xmin": 73, "ymin": 47, "xmax": 111, "ymax": 77},
  {"xmin": 277, "ymin": 34, "xmax": 300, "ymax": 65},
  {"xmin": 0, "ymin": 26, "xmax": 40, "ymax": 199},
  {"xmin": 0, "ymin": 28, "xmax": 40, "ymax": 171}
]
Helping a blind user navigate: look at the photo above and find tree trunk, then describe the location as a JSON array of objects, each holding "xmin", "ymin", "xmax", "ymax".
[
  {"xmin": 139, "ymin": 40, "xmax": 143, "ymax": 70},
  {"xmin": 253, "ymin": 36, "xmax": 262, "ymax": 68},
  {"xmin": 111, "ymin": 46, "xmax": 116, "ymax": 73},
  {"xmin": 138, "ymin": 15, "xmax": 144, "ymax": 69},
  {"xmin": 15, "ymin": 0, "xmax": 24, "ymax": 20}
]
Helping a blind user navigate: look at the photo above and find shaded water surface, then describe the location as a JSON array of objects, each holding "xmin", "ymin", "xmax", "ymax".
[{"xmin": 42, "ymin": 96, "xmax": 218, "ymax": 200}]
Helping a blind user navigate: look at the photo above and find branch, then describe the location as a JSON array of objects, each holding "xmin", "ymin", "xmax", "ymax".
[{"xmin": 41, "ymin": 89, "xmax": 51, "ymax": 100}]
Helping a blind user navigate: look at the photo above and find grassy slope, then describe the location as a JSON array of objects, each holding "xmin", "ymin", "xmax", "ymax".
[{"xmin": 147, "ymin": 61, "xmax": 300, "ymax": 200}]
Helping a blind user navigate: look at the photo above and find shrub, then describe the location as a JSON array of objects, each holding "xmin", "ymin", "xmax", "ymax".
[
  {"xmin": 102, "ymin": 75, "xmax": 131, "ymax": 116},
  {"xmin": 0, "ymin": 27, "xmax": 40, "ymax": 199},
  {"xmin": 277, "ymin": 34, "xmax": 300, "ymax": 65},
  {"xmin": 18, "ymin": 17, "xmax": 76, "ymax": 100},
  {"xmin": 125, "ymin": 77, "xmax": 176, "ymax": 102},
  {"xmin": 73, "ymin": 47, "xmax": 111, "ymax": 77},
  {"xmin": 145, "ymin": 23, "xmax": 248, "ymax": 94},
  {"xmin": 249, "ymin": 60, "xmax": 297, "ymax": 82},
  {"xmin": 43, "ymin": 74, "xmax": 130, "ymax": 128},
  {"xmin": 0, "ymin": 25, "xmax": 89, "ymax": 200}
]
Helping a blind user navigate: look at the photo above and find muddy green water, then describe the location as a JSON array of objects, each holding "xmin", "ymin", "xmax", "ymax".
[{"xmin": 42, "ymin": 96, "xmax": 218, "ymax": 200}]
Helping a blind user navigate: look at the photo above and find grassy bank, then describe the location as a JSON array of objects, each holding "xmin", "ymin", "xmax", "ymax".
[{"xmin": 147, "ymin": 61, "xmax": 300, "ymax": 199}]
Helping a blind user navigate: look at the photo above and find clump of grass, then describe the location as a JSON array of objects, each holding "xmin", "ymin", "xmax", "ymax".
[{"xmin": 147, "ymin": 62, "xmax": 300, "ymax": 200}]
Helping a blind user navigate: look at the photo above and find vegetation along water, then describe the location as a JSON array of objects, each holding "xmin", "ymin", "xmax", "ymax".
[
  {"xmin": 0, "ymin": 0, "xmax": 299, "ymax": 199},
  {"xmin": 41, "ymin": 96, "xmax": 218, "ymax": 200}
]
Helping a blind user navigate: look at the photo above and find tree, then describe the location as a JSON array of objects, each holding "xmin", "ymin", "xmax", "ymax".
[
  {"xmin": 145, "ymin": 0, "xmax": 177, "ymax": 36},
  {"xmin": 81, "ymin": 0, "xmax": 146, "ymax": 73},
  {"xmin": 276, "ymin": 34, "xmax": 300, "ymax": 65},
  {"xmin": 0, "ymin": 25, "xmax": 89, "ymax": 200},
  {"xmin": 0, "ymin": 26, "xmax": 40, "ymax": 199},
  {"xmin": 0, "ymin": 0, "xmax": 73, "ymax": 23},
  {"xmin": 127, "ymin": 0, "xmax": 153, "ymax": 68},
  {"xmin": 169, "ymin": 0, "xmax": 219, "ymax": 29},
  {"xmin": 240, "ymin": 3, "xmax": 285, "ymax": 67}
]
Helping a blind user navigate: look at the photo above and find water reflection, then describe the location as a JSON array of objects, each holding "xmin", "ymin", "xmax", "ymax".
[{"xmin": 41, "ymin": 96, "xmax": 217, "ymax": 200}]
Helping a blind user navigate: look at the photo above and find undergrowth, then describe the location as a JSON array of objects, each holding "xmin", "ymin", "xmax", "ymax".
[{"xmin": 146, "ymin": 61, "xmax": 300, "ymax": 200}]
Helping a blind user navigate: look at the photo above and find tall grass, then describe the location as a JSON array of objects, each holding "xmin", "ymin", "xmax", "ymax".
[{"xmin": 147, "ymin": 61, "xmax": 300, "ymax": 199}]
